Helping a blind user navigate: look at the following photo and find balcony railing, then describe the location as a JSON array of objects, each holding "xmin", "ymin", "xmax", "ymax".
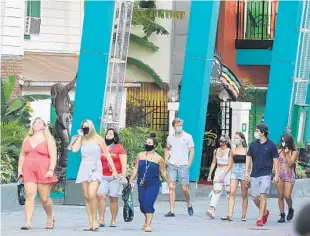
[{"xmin": 236, "ymin": 0, "xmax": 278, "ymax": 49}]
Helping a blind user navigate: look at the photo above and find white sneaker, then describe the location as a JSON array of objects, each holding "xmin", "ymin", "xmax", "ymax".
[{"xmin": 206, "ymin": 209, "xmax": 215, "ymax": 219}]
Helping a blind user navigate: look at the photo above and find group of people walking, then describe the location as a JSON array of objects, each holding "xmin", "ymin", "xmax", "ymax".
[
  {"xmin": 206, "ymin": 123, "xmax": 298, "ymax": 227},
  {"xmin": 18, "ymin": 116, "xmax": 299, "ymax": 232}
]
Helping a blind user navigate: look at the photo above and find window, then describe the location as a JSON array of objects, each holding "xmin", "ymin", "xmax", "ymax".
[{"xmin": 24, "ymin": 0, "xmax": 41, "ymax": 39}]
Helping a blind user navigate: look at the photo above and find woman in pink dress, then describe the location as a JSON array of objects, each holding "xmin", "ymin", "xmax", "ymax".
[{"xmin": 18, "ymin": 117, "xmax": 58, "ymax": 230}]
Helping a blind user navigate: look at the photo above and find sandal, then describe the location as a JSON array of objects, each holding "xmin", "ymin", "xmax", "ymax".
[
  {"xmin": 221, "ymin": 216, "xmax": 233, "ymax": 221},
  {"xmin": 241, "ymin": 216, "xmax": 247, "ymax": 221},
  {"xmin": 21, "ymin": 225, "xmax": 31, "ymax": 230},
  {"xmin": 83, "ymin": 227, "xmax": 93, "ymax": 231},
  {"xmin": 145, "ymin": 226, "xmax": 152, "ymax": 232},
  {"xmin": 45, "ymin": 219, "xmax": 55, "ymax": 229}
]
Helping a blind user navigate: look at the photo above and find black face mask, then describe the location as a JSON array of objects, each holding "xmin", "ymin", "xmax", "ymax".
[
  {"xmin": 145, "ymin": 144, "xmax": 154, "ymax": 152},
  {"xmin": 82, "ymin": 127, "xmax": 90, "ymax": 135},
  {"xmin": 219, "ymin": 141, "xmax": 226, "ymax": 146},
  {"xmin": 105, "ymin": 138, "xmax": 114, "ymax": 146}
]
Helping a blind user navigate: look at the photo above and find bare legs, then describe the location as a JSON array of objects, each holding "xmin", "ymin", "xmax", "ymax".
[
  {"xmin": 23, "ymin": 182, "xmax": 54, "ymax": 229},
  {"xmin": 97, "ymin": 194, "xmax": 119, "ymax": 226},
  {"xmin": 277, "ymin": 181, "xmax": 285, "ymax": 213},
  {"xmin": 82, "ymin": 181, "xmax": 100, "ymax": 230},
  {"xmin": 110, "ymin": 197, "xmax": 119, "ymax": 225},
  {"xmin": 252, "ymin": 194, "xmax": 267, "ymax": 220},
  {"xmin": 144, "ymin": 213, "xmax": 153, "ymax": 232},
  {"xmin": 38, "ymin": 184, "xmax": 54, "ymax": 227},
  {"xmin": 284, "ymin": 182, "xmax": 294, "ymax": 209},
  {"xmin": 277, "ymin": 181, "xmax": 294, "ymax": 222},
  {"xmin": 228, "ymin": 180, "xmax": 238, "ymax": 218},
  {"xmin": 181, "ymin": 185, "xmax": 192, "ymax": 207},
  {"xmin": 168, "ymin": 183, "xmax": 176, "ymax": 213},
  {"xmin": 97, "ymin": 194, "xmax": 106, "ymax": 225},
  {"xmin": 23, "ymin": 182, "xmax": 37, "ymax": 227},
  {"xmin": 240, "ymin": 181, "xmax": 248, "ymax": 219}
]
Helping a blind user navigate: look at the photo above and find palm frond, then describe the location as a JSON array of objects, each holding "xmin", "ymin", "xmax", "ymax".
[
  {"xmin": 130, "ymin": 33, "xmax": 159, "ymax": 51},
  {"xmin": 127, "ymin": 57, "xmax": 165, "ymax": 89},
  {"xmin": 133, "ymin": 8, "xmax": 173, "ymax": 38},
  {"xmin": 132, "ymin": 15, "xmax": 169, "ymax": 38}
]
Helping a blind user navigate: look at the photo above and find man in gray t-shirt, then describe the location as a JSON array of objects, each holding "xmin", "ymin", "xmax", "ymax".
[{"xmin": 164, "ymin": 118, "xmax": 195, "ymax": 217}]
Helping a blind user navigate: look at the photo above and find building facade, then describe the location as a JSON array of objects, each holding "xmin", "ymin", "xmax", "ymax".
[{"xmin": 1, "ymin": 0, "xmax": 173, "ymax": 128}]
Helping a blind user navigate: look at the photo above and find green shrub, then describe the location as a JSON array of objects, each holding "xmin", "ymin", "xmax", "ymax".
[
  {"xmin": 119, "ymin": 126, "xmax": 164, "ymax": 175},
  {"xmin": 0, "ymin": 121, "xmax": 28, "ymax": 183},
  {"xmin": 295, "ymin": 162, "xmax": 307, "ymax": 179}
]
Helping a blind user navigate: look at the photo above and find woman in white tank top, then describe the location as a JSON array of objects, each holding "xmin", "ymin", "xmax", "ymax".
[{"xmin": 206, "ymin": 135, "xmax": 232, "ymax": 219}]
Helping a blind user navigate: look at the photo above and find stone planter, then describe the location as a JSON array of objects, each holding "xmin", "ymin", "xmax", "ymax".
[
  {"xmin": 268, "ymin": 178, "xmax": 310, "ymax": 198},
  {"xmin": 1, "ymin": 183, "xmax": 20, "ymax": 212}
]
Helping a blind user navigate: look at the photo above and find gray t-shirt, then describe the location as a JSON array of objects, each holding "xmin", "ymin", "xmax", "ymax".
[{"xmin": 167, "ymin": 131, "xmax": 194, "ymax": 166}]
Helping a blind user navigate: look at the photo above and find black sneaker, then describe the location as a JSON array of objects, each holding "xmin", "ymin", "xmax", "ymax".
[
  {"xmin": 188, "ymin": 206, "xmax": 194, "ymax": 216},
  {"xmin": 287, "ymin": 208, "xmax": 294, "ymax": 221},
  {"xmin": 165, "ymin": 211, "xmax": 175, "ymax": 217}
]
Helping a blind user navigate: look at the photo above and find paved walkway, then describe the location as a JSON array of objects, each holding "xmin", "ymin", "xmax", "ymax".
[{"xmin": 2, "ymin": 192, "xmax": 307, "ymax": 236}]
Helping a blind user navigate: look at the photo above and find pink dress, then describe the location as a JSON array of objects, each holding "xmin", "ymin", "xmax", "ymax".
[{"xmin": 22, "ymin": 139, "xmax": 58, "ymax": 184}]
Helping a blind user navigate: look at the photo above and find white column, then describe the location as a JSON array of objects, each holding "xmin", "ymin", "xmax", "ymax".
[
  {"xmin": 168, "ymin": 102, "xmax": 179, "ymax": 135},
  {"xmin": 230, "ymin": 102, "xmax": 252, "ymax": 143}
]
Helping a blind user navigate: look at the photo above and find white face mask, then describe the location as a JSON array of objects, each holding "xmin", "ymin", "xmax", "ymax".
[
  {"xmin": 234, "ymin": 139, "xmax": 241, "ymax": 146},
  {"xmin": 254, "ymin": 131, "xmax": 260, "ymax": 140},
  {"xmin": 281, "ymin": 142, "xmax": 286, "ymax": 148}
]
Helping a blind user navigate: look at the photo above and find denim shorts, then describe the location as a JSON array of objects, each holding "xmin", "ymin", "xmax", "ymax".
[
  {"xmin": 167, "ymin": 164, "xmax": 189, "ymax": 185},
  {"xmin": 251, "ymin": 175, "xmax": 271, "ymax": 197},
  {"xmin": 231, "ymin": 164, "xmax": 246, "ymax": 181},
  {"xmin": 98, "ymin": 176, "xmax": 122, "ymax": 197}
]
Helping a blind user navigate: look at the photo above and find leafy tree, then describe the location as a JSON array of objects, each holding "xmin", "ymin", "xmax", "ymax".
[{"xmin": 1, "ymin": 75, "xmax": 51, "ymax": 125}]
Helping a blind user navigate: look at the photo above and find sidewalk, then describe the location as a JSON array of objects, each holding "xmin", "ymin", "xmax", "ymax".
[{"xmin": 2, "ymin": 193, "xmax": 306, "ymax": 236}]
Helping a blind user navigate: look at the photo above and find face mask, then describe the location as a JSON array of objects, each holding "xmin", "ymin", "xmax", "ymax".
[
  {"xmin": 145, "ymin": 144, "xmax": 154, "ymax": 152},
  {"xmin": 219, "ymin": 140, "xmax": 226, "ymax": 146},
  {"xmin": 105, "ymin": 138, "xmax": 114, "ymax": 146},
  {"xmin": 234, "ymin": 139, "xmax": 241, "ymax": 146},
  {"xmin": 254, "ymin": 131, "xmax": 260, "ymax": 140},
  {"xmin": 175, "ymin": 127, "xmax": 183, "ymax": 133},
  {"xmin": 281, "ymin": 142, "xmax": 286, "ymax": 148},
  {"xmin": 82, "ymin": 127, "xmax": 90, "ymax": 135}
]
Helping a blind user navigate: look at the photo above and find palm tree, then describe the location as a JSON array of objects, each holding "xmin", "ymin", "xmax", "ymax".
[{"xmin": 127, "ymin": 1, "xmax": 188, "ymax": 88}]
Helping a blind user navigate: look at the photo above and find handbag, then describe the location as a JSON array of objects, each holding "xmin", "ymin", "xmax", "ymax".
[
  {"xmin": 122, "ymin": 177, "xmax": 134, "ymax": 222},
  {"xmin": 17, "ymin": 178, "xmax": 26, "ymax": 205}
]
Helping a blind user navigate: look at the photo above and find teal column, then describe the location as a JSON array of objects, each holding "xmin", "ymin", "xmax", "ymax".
[
  {"xmin": 178, "ymin": 1, "xmax": 220, "ymax": 181},
  {"xmin": 264, "ymin": 1, "xmax": 303, "ymax": 142},
  {"xmin": 307, "ymin": 83, "xmax": 310, "ymax": 140},
  {"xmin": 66, "ymin": 1, "xmax": 115, "ymax": 179}
]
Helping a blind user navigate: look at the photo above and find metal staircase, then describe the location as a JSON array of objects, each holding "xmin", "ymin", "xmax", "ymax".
[
  {"xmin": 287, "ymin": 0, "xmax": 310, "ymax": 129},
  {"xmin": 102, "ymin": 0, "xmax": 134, "ymax": 132}
]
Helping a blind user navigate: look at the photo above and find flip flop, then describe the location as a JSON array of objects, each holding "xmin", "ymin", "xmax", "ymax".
[
  {"xmin": 221, "ymin": 216, "xmax": 233, "ymax": 221},
  {"xmin": 98, "ymin": 223, "xmax": 105, "ymax": 227},
  {"xmin": 21, "ymin": 225, "xmax": 31, "ymax": 230},
  {"xmin": 110, "ymin": 224, "xmax": 117, "ymax": 228}
]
